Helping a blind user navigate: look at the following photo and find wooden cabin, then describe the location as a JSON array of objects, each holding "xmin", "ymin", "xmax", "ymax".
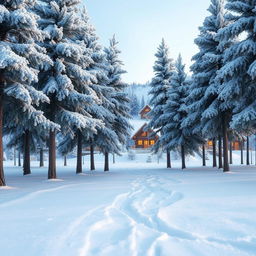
[
  {"xmin": 206, "ymin": 140, "xmax": 241, "ymax": 150},
  {"xmin": 132, "ymin": 123, "xmax": 159, "ymax": 149},
  {"xmin": 139, "ymin": 105, "xmax": 151, "ymax": 119}
]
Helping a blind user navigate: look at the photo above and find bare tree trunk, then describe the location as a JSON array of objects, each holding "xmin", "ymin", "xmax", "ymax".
[
  {"xmin": 48, "ymin": 130, "xmax": 56, "ymax": 179},
  {"xmin": 76, "ymin": 130, "xmax": 82, "ymax": 174},
  {"xmin": 64, "ymin": 155, "xmax": 67, "ymax": 166},
  {"xmin": 39, "ymin": 148, "xmax": 44, "ymax": 167},
  {"xmin": 218, "ymin": 136, "xmax": 223, "ymax": 169},
  {"xmin": 18, "ymin": 151, "xmax": 21, "ymax": 166},
  {"xmin": 212, "ymin": 138, "xmax": 217, "ymax": 167},
  {"xmin": 222, "ymin": 115, "xmax": 230, "ymax": 172},
  {"xmin": 202, "ymin": 144, "xmax": 206, "ymax": 166},
  {"xmin": 104, "ymin": 152, "xmax": 109, "ymax": 172},
  {"xmin": 14, "ymin": 147, "xmax": 16, "ymax": 166},
  {"xmin": 229, "ymin": 141, "xmax": 233, "ymax": 164},
  {"xmin": 23, "ymin": 130, "xmax": 31, "ymax": 175},
  {"xmin": 0, "ymin": 82, "xmax": 5, "ymax": 186},
  {"xmin": 90, "ymin": 144, "xmax": 95, "ymax": 171},
  {"xmin": 240, "ymin": 140, "xmax": 244, "ymax": 165},
  {"xmin": 113, "ymin": 154, "xmax": 115, "ymax": 164},
  {"xmin": 167, "ymin": 150, "xmax": 171, "ymax": 168},
  {"xmin": 246, "ymin": 136, "xmax": 250, "ymax": 166},
  {"xmin": 181, "ymin": 145, "xmax": 186, "ymax": 169}
]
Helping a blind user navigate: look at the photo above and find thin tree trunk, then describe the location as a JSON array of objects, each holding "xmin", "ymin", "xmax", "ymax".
[
  {"xmin": 202, "ymin": 144, "xmax": 206, "ymax": 166},
  {"xmin": 104, "ymin": 152, "xmax": 109, "ymax": 172},
  {"xmin": 167, "ymin": 150, "xmax": 171, "ymax": 168},
  {"xmin": 218, "ymin": 136, "xmax": 223, "ymax": 169},
  {"xmin": 64, "ymin": 155, "xmax": 67, "ymax": 166},
  {"xmin": 48, "ymin": 130, "xmax": 56, "ymax": 179},
  {"xmin": 18, "ymin": 151, "xmax": 21, "ymax": 167},
  {"xmin": 240, "ymin": 140, "xmax": 244, "ymax": 165},
  {"xmin": 76, "ymin": 130, "xmax": 83, "ymax": 174},
  {"xmin": 90, "ymin": 143, "xmax": 95, "ymax": 170},
  {"xmin": 181, "ymin": 145, "xmax": 186, "ymax": 169},
  {"xmin": 0, "ymin": 82, "xmax": 5, "ymax": 186},
  {"xmin": 39, "ymin": 148, "xmax": 44, "ymax": 167},
  {"xmin": 222, "ymin": 115, "xmax": 230, "ymax": 172},
  {"xmin": 229, "ymin": 141, "xmax": 233, "ymax": 164},
  {"xmin": 212, "ymin": 138, "xmax": 217, "ymax": 167},
  {"xmin": 113, "ymin": 154, "xmax": 115, "ymax": 164},
  {"xmin": 246, "ymin": 136, "xmax": 250, "ymax": 166},
  {"xmin": 14, "ymin": 147, "xmax": 16, "ymax": 166},
  {"xmin": 23, "ymin": 130, "xmax": 31, "ymax": 175}
]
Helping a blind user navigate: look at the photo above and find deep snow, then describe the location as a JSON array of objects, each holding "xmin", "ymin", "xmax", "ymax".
[{"xmin": 0, "ymin": 152, "xmax": 256, "ymax": 256}]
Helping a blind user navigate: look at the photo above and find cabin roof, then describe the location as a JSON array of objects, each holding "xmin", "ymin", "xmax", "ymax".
[{"xmin": 131, "ymin": 123, "xmax": 158, "ymax": 139}]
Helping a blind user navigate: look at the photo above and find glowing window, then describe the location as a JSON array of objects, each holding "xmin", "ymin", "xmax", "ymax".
[
  {"xmin": 150, "ymin": 140, "xmax": 155, "ymax": 145},
  {"xmin": 141, "ymin": 132, "xmax": 147, "ymax": 137},
  {"xmin": 144, "ymin": 140, "xmax": 149, "ymax": 146},
  {"xmin": 138, "ymin": 140, "xmax": 143, "ymax": 146},
  {"xmin": 208, "ymin": 141, "xmax": 213, "ymax": 146}
]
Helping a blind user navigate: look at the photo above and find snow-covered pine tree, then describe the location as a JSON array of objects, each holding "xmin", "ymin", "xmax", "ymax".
[
  {"xmin": 182, "ymin": 0, "xmax": 230, "ymax": 171},
  {"xmin": 35, "ymin": 0, "xmax": 101, "ymax": 178},
  {"xmin": 0, "ymin": 0, "xmax": 57, "ymax": 184},
  {"xmin": 103, "ymin": 35, "xmax": 132, "ymax": 170},
  {"xmin": 160, "ymin": 55, "xmax": 203, "ymax": 169},
  {"xmin": 58, "ymin": 7, "xmax": 119, "ymax": 172},
  {"xmin": 216, "ymin": 1, "xmax": 256, "ymax": 138},
  {"xmin": 130, "ymin": 94, "xmax": 140, "ymax": 116},
  {"xmin": 147, "ymin": 39, "xmax": 174, "ymax": 168},
  {"xmin": 140, "ymin": 96, "xmax": 146, "ymax": 110}
]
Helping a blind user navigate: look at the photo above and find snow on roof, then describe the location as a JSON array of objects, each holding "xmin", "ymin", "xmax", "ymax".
[{"xmin": 130, "ymin": 118, "xmax": 148, "ymax": 136}]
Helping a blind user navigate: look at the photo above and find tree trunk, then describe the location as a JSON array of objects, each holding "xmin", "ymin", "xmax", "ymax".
[
  {"xmin": 246, "ymin": 136, "xmax": 250, "ymax": 166},
  {"xmin": 229, "ymin": 141, "xmax": 233, "ymax": 164},
  {"xmin": 23, "ymin": 130, "xmax": 31, "ymax": 175},
  {"xmin": 14, "ymin": 147, "xmax": 16, "ymax": 166},
  {"xmin": 0, "ymin": 83, "xmax": 5, "ymax": 186},
  {"xmin": 90, "ymin": 144, "xmax": 95, "ymax": 170},
  {"xmin": 222, "ymin": 115, "xmax": 230, "ymax": 172},
  {"xmin": 64, "ymin": 155, "xmax": 67, "ymax": 166},
  {"xmin": 167, "ymin": 150, "xmax": 171, "ymax": 168},
  {"xmin": 181, "ymin": 145, "xmax": 186, "ymax": 169},
  {"xmin": 48, "ymin": 130, "xmax": 56, "ymax": 179},
  {"xmin": 76, "ymin": 130, "xmax": 83, "ymax": 174},
  {"xmin": 104, "ymin": 152, "xmax": 109, "ymax": 172},
  {"xmin": 218, "ymin": 136, "xmax": 223, "ymax": 169},
  {"xmin": 240, "ymin": 140, "xmax": 244, "ymax": 165},
  {"xmin": 39, "ymin": 148, "xmax": 44, "ymax": 167},
  {"xmin": 202, "ymin": 144, "xmax": 206, "ymax": 166},
  {"xmin": 18, "ymin": 151, "xmax": 21, "ymax": 167},
  {"xmin": 113, "ymin": 154, "xmax": 115, "ymax": 164},
  {"xmin": 212, "ymin": 138, "xmax": 217, "ymax": 167}
]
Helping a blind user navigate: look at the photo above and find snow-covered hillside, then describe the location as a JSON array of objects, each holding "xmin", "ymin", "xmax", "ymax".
[{"xmin": 1, "ymin": 153, "xmax": 256, "ymax": 256}]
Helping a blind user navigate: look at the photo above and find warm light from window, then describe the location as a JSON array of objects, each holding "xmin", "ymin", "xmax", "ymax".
[{"xmin": 138, "ymin": 140, "xmax": 143, "ymax": 146}]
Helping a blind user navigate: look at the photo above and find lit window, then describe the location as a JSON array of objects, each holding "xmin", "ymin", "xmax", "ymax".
[
  {"xmin": 141, "ymin": 132, "xmax": 147, "ymax": 137},
  {"xmin": 138, "ymin": 140, "xmax": 143, "ymax": 146},
  {"xmin": 208, "ymin": 141, "xmax": 213, "ymax": 146},
  {"xmin": 150, "ymin": 140, "xmax": 155, "ymax": 145},
  {"xmin": 144, "ymin": 140, "xmax": 149, "ymax": 146}
]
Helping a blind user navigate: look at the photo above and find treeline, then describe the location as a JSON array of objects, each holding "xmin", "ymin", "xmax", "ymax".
[
  {"xmin": 0, "ymin": 0, "xmax": 131, "ymax": 186},
  {"xmin": 147, "ymin": 0, "xmax": 256, "ymax": 171}
]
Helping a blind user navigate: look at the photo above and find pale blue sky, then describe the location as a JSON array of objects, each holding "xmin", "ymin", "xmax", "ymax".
[{"xmin": 85, "ymin": 0, "xmax": 210, "ymax": 84}]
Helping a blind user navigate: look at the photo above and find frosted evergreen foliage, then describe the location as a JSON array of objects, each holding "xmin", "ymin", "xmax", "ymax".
[
  {"xmin": 104, "ymin": 36, "xmax": 132, "ymax": 148},
  {"xmin": 35, "ymin": 0, "xmax": 102, "ymax": 144},
  {"xmin": 159, "ymin": 55, "xmax": 203, "ymax": 155},
  {"xmin": 216, "ymin": 0, "xmax": 256, "ymax": 133},
  {"xmin": 0, "ymin": 0, "xmax": 58, "ymax": 139},
  {"xmin": 147, "ymin": 39, "xmax": 174, "ymax": 134},
  {"xmin": 183, "ymin": 0, "xmax": 227, "ymax": 138}
]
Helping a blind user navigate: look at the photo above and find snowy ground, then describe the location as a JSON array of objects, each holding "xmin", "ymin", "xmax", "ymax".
[{"xmin": 1, "ymin": 152, "xmax": 256, "ymax": 256}]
